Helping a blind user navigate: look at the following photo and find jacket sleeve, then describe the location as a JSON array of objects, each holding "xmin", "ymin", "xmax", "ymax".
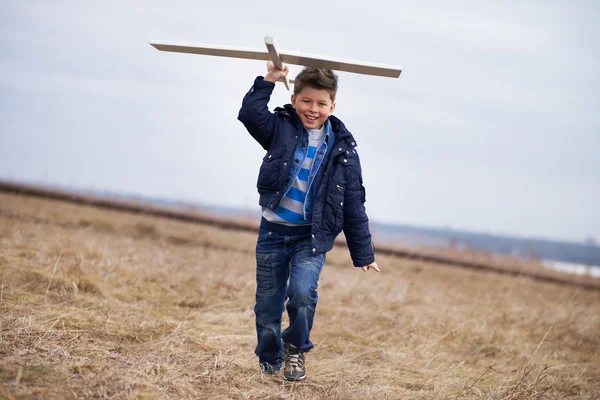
[
  {"xmin": 237, "ymin": 76, "xmax": 277, "ymax": 150},
  {"xmin": 343, "ymin": 154, "xmax": 375, "ymax": 267}
]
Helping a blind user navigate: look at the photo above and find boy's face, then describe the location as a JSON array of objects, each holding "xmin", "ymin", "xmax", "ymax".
[{"xmin": 291, "ymin": 87, "xmax": 336, "ymax": 130}]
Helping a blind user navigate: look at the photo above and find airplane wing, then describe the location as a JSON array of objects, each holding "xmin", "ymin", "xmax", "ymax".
[
  {"xmin": 149, "ymin": 41, "xmax": 402, "ymax": 78},
  {"xmin": 279, "ymin": 50, "xmax": 401, "ymax": 78},
  {"xmin": 149, "ymin": 41, "xmax": 270, "ymax": 62}
]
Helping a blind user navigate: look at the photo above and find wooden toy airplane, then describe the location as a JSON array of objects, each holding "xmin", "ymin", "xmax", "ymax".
[{"xmin": 149, "ymin": 36, "xmax": 402, "ymax": 90}]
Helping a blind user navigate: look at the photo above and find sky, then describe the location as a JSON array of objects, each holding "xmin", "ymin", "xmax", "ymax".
[{"xmin": 0, "ymin": 1, "xmax": 598, "ymax": 243}]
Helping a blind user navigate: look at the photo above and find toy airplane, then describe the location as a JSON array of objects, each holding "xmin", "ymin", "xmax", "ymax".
[{"xmin": 149, "ymin": 36, "xmax": 402, "ymax": 90}]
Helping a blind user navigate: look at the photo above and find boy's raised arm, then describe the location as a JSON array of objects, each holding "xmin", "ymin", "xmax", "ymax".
[{"xmin": 237, "ymin": 62, "xmax": 289, "ymax": 150}]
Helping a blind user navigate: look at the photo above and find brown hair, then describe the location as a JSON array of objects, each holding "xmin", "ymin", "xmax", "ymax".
[{"xmin": 293, "ymin": 67, "xmax": 338, "ymax": 101}]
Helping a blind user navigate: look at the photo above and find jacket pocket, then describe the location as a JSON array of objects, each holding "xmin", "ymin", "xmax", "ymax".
[
  {"xmin": 325, "ymin": 181, "xmax": 345, "ymax": 233},
  {"xmin": 330, "ymin": 154, "xmax": 354, "ymax": 184},
  {"xmin": 257, "ymin": 149, "xmax": 286, "ymax": 192}
]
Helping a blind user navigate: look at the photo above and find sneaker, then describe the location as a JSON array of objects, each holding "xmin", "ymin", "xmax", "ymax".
[
  {"xmin": 260, "ymin": 362, "xmax": 280, "ymax": 375},
  {"xmin": 283, "ymin": 342, "xmax": 306, "ymax": 381}
]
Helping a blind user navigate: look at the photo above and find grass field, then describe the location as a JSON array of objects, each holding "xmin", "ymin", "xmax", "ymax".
[{"xmin": 1, "ymin": 192, "xmax": 599, "ymax": 399}]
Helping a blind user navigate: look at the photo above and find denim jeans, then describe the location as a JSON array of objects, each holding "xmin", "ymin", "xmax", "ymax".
[{"xmin": 254, "ymin": 225, "xmax": 326, "ymax": 370}]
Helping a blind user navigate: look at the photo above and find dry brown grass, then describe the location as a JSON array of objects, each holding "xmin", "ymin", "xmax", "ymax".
[{"xmin": 1, "ymin": 192, "xmax": 599, "ymax": 399}]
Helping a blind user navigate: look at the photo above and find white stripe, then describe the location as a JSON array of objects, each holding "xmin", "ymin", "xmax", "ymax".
[
  {"xmin": 262, "ymin": 207, "xmax": 310, "ymax": 226},
  {"xmin": 293, "ymin": 179, "xmax": 308, "ymax": 193},
  {"xmin": 301, "ymin": 159, "xmax": 314, "ymax": 170},
  {"xmin": 279, "ymin": 197, "xmax": 304, "ymax": 213},
  {"xmin": 262, "ymin": 208, "xmax": 289, "ymax": 224}
]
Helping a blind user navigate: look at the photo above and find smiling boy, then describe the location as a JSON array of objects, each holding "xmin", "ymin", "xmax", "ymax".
[{"xmin": 238, "ymin": 62, "xmax": 379, "ymax": 381}]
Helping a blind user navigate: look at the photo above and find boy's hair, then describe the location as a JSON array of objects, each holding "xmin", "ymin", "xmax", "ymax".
[{"xmin": 293, "ymin": 67, "xmax": 338, "ymax": 101}]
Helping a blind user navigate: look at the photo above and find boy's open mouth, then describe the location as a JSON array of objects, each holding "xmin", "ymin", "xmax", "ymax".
[{"xmin": 305, "ymin": 115, "xmax": 318, "ymax": 121}]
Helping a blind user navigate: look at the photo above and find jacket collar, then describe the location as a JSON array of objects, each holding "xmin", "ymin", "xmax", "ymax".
[{"xmin": 275, "ymin": 104, "xmax": 357, "ymax": 147}]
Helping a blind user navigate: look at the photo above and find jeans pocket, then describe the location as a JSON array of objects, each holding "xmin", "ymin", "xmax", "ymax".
[
  {"xmin": 257, "ymin": 231, "xmax": 274, "ymax": 241},
  {"xmin": 256, "ymin": 252, "xmax": 277, "ymax": 296}
]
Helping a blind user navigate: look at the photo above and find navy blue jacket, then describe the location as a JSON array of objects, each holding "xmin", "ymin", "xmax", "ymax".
[{"xmin": 238, "ymin": 77, "xmax": 375, "ymax": 267}]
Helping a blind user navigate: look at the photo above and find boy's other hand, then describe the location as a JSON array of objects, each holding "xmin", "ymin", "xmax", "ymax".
[
  {"xmin": 264, "ymin": 61, "xmax": 289, "ymax": 83},
  {"xmin": 360, "ymin": 262, "xmax": 380, "ymax": 272}
]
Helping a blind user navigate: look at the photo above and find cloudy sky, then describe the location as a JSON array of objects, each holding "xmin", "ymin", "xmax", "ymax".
[{"xmin": 1, "ymin": 1, "xmax": 598, "ymax": 243}]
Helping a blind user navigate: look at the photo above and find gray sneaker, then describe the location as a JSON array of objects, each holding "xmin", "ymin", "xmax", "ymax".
[{"xmin": 283, "ymin": 342, "xmax": 306, "ymax": 381}]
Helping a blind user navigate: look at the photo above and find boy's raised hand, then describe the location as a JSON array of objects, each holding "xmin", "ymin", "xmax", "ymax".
[
  {"xmin": 264, "ymin": 61, "xmax": 289, "ymax": 83},
  {"xmin": 361, "ymin": 262, "xmax": 380, "ymax": 272}
]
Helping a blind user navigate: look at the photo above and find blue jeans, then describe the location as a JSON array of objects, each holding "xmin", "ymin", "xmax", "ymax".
[{"xmin": 254, "ymin": 224, "xmax": 326, "ymax": 370}]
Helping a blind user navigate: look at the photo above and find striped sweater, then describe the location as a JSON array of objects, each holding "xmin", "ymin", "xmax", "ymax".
[{"xmin": 262, "ymin": 125, "xmax": 327, "ymax": 226}]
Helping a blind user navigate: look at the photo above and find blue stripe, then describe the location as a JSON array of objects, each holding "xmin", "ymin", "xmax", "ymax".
[
  {"xmin": 307, "ymin": 146, "xmax": 317, "ymax": 158},
  {"xmin": 274, "ymin": 206, "xmax": 305, "ymax": 223},
  {"xmin": 286, "ymin": 187, "xmax": 306, "ymax": 203},
  {"xmin": 298, "ymin": 168, "xmax": 310, "ymax": 181}
]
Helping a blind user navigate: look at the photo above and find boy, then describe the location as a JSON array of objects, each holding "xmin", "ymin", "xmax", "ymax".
[{"xmin": 238, "ymin": 62, "xmax": 379, "ymax": 381}]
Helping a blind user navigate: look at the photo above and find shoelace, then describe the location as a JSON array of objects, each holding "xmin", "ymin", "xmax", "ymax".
[{"xmin": 285, "ymin": 353, "xmax": 304, "ymax": 371}]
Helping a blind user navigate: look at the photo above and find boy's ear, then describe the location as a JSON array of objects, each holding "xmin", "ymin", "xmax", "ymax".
[
  {"xmin": 330, "ymin": 101, "xmax": 336, "ymax": 114},
  {"xmin": 291, "ymin": 94, "xmax": 296, "ymax": 107}
]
